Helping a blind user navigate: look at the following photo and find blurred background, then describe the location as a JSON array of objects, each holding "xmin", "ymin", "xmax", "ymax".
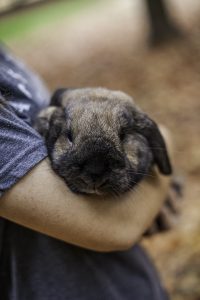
[{"xmin": 1, "ymin": 0, "xmax": 200, "ymax": 299}]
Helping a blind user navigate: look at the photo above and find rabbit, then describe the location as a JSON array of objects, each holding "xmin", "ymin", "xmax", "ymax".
[{"xmin": 35, "ymin": 87, "xmax": 172, "ymax": 196}]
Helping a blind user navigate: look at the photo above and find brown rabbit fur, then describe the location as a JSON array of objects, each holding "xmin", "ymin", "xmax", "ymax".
[{"xmin": 35, "ymin": 87, "xmax": 171, "ymax": 196}]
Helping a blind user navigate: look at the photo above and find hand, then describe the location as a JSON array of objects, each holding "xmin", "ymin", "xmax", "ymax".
[{"xmin": 144, "ymin": 175, "xmax": 184, "ymax": 236}]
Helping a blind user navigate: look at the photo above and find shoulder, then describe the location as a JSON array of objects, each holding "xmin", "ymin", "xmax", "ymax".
[{"xmin": 0, "ymin": 45, "xmax": 50, "ymax": 124}]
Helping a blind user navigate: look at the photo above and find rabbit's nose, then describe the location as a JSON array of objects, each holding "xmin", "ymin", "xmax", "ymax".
[
  {"xmin": 84, "ymin": 160, "xmax": 107, "ymax": 181},
  {"xmin": 86, "ymin": 166, "xmax": 106, "ymax": 181}
]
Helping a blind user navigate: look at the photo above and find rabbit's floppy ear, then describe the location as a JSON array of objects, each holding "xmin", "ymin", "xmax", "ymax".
[
  {"xmin": 131, "ymin": 106, "xmax": 172, "ymax": 175},
  {"xmin": 51, "ymin": 88, "xmax": 76, "ymax": 106},
  {"xmin": 35, "ymin": 107, "xmax": 57, "ymax": 138},
  {"xmin": 35, "ymin": 107, "xmax": 65, "ymax": 149},
  {"xmin": 51, "ymin": 88, "xmax": 67, "ymax": 106},
  {"xmin": 45, "ymin": 108, "xmax": 66, "ymax": 155}
]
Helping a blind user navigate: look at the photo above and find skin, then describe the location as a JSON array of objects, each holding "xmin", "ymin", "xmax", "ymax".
[{"xmin": 0, "ymin": 126, "xmax": 172, "ymax": 252}]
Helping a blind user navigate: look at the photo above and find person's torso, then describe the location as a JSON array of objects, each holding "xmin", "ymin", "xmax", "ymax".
[{"xmin": 0, "ymin": 219, "xmax": 168, "ymax": 300}]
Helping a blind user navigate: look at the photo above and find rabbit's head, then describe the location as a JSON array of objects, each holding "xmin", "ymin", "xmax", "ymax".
[{"xmin": 35, "ymin": 88, "xmax": 172, "ymax": 195}]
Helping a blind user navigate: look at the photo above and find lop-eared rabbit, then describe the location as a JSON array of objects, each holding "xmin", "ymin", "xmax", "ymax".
[{"xmin": 35, "ymin": 87, "xmax": 182, "ymax": 233}]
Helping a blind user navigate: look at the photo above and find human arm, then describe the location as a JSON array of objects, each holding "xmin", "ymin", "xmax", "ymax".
[{"xmin": 0, "ymin": 156, "xmax": 171, "ymax": 252}]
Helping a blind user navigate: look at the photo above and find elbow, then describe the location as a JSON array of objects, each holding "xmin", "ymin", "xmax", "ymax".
[
  {"xmin": 111, "ymin": 235, "xmax": 139, "ymax": 252},
  {"xmin": 94, "ymin": 231, "xmax": 139, "ymax": 253},
  {"xmin": 100, "ymin": 239, "xmax": 136, "ymax": 253}
]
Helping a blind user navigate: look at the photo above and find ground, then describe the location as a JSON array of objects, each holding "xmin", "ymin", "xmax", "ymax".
[{"xmin": 5, "ymin": 1, "xmax": 200, "ymax": 299}]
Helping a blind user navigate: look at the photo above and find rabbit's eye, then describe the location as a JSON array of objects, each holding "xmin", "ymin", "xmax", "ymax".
[
  {"xmin": 119, "ymin": 126, "xmax": 133, "ymax": 141},
  {"xmin": 67, "ymin": 129, "xmax": 73, "ymax": 143},
  {"xmin": 119, "ymin": 130, "xmax": 126, "ymax": 141}
]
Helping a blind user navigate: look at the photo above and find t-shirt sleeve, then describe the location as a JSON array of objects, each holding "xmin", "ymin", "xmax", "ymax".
[
  {"xmin": 0, "ymin": 44, "xmax": 50, "ymax": 124},
  {"xmin": 0, "ymin": 99, "xmax": 48, "ymax": 197}
]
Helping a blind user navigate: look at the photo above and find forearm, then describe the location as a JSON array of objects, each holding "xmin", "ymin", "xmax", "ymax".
[{"xmin": 0, "ymin": 158, "xmax": 170, "ymax": 252}]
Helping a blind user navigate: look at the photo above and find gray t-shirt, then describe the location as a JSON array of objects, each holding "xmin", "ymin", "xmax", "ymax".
[{"xmin": 0, "ymin": 46, "xmax": 168, "ymax": 300}]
